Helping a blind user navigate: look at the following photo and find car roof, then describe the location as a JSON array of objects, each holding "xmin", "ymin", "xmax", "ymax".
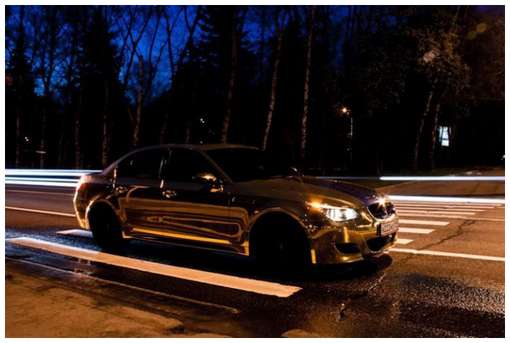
[{"xmin": 103, "ymin": 144, "xmax": 259, "ymax": 175}]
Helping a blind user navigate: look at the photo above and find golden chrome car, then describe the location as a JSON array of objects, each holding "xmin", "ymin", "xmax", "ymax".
[{"xmin": 73, "ymin": 144, "xmax": 398, "ymax": 267}]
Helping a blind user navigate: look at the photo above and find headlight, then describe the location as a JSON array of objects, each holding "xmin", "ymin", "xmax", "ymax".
[{"xmin": 308, "ymin": 202, "xmax": 359, "ymax": 222}]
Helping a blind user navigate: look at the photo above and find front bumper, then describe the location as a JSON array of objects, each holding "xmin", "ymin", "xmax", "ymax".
[{"xmin": 309, "ymin": 215, "xmax": 398, "ymax": 264}]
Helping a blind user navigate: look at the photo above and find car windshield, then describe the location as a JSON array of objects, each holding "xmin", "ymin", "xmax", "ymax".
[{"xmin": 206, "ymin": 148, "xmax": 294, "ymax": 182}]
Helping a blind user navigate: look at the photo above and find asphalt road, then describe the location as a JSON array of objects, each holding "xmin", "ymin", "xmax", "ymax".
[{"xmin": 5, "ymin": 184, "xmax": 505, "ymax": 337}]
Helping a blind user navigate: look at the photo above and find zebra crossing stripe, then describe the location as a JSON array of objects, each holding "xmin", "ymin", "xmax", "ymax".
[
  {"xmin": 391, "ymin": 248, "xmax": 504, "ymax": 262},
  {"xmin": 398, "ymin": 213, "xmax": 504, "ymax": 221},
  {"xmin": 399, "ymin": 219, "xmax": 449, "ymax": 226},
  {"xmin": 396, "ymin": 238, "xmax": 413, "ymax": 245},
  {"xmin": 397, "ymin": 210, "xmax": 476, "ymax": 216},
  {"xmin": 399, "ymin": 227, "xmax": 434, "ymax": 234},
  {"xmin": 395, "ymin": 205, "xmax": 487, "ymax": 211},
  {"xmin": 391, "ymin": 201, "xmax": 498, "ymax": 208},
  {"xmin": 388, "ymin": 195, "xmax": 505, "ymax": 204}
]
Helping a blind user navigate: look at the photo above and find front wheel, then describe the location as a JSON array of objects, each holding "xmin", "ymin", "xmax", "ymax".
[
  {"xmin": 254, "ymin": 226, "xmax": 311, "ymax": 274},
  {"xmin": 88, "ymin": 206, "xmax": 126, "ymax": 250}
]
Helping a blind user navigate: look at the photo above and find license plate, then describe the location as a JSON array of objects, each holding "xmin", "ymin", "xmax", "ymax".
[{"xmin": 380, "ymin": 220, "xmax": 398, "ymax": 236}]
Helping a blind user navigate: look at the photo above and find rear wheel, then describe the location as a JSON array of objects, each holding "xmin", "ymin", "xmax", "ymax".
[{"xmin": 88, "ymin": 205, "xmax": 126, "ymax": 250}]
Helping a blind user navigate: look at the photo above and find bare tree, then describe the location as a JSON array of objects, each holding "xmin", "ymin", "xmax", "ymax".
[
  {"xmin": 129, "ymin": 7, "xmax": 165, "ymax": 148},
  {"xmin": 160, "ymin": 6, "xmax": 202, "ymax": 144},
  {"xmin": 412, "ymin": 7, "xmax": 465, "ymax": 170},
  {"xmin": 120, "ymin": 6, "xmax": 153, "ymax": 93},
  {"xmin": 13, "ymin": 7, "xmax": 26, "ymax": 167},
  {"xmin": 299, "ymin": 5, "xmax": 316, "ymax": 162},
  {"xmin": 261, "ymin": 8, "xmax": 287, "ymax": 151},
  {"xmin": 412, "ymin": 76, "xmax": 437, "ymax": 171},
  {"xmin": 38, "ymin": 7, "xmax": 64, "ymax": 168},
  {"xmin": 220, "ymin": 7, "xmax": 247, "ymax": 143}
]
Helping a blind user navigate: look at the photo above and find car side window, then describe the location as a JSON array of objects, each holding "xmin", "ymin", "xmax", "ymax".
[
  {"xmin": 117, "ymin": 148, "xmax": 167, "ymax": 180},
  {"xmin": 165, "ymin": 149, "xmax": 218, "ymax": 182}
]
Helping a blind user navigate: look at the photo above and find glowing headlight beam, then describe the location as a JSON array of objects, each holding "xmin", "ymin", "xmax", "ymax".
[
  {"xmin": 6, "ymin": 169, "xmax": 99, "ymax": 177},
  {"xmin": 5, "ymin": 180, "xmax": 78, "ymax": 188},
  {"xmin": 388, "ymin": 195, "xmax": 505, "ymax": 205},
  {"xmin": 6, "ymin": 177, "xmax": 81, "ymax": 183}
]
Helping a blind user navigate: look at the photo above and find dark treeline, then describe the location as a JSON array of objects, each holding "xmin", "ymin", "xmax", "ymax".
[{"xmin": 5, "ymin": 5, "xmax": 504, "ymax": 173}]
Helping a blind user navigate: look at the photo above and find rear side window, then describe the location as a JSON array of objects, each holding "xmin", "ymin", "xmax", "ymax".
[
  {"xmin": 117, "ymin": 148, "xmax": 167, "ymax": 180},
  {"xmin": 165, "ymin": 149, "xmax": 218, "ymax": 182}
]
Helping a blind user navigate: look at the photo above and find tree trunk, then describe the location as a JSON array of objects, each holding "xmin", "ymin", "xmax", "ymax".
[
  {"xmin": 185, "ymin": 121, "xmax": 191, "ymax": 144},
  {"xmin": 427, "ymin": 101, "xmax": 441, "ymax": 170},
  {"xmin": 14, "ymin": 7, "xmax": 25, "ymax": 168},
  {"xmin": 132, "ymin": 59, "xmax": 144, "ymax": 148},
  {"xmin": 39, "ymin": 108, "xmax": 47, "ymax": 168},
  {"xmin": 74, "ymin": 107, "xmax": 81, "ymax": 168},
  {"xmin": 427, "ymin": 86, "xmax": 447, "ymax": 170},
  {"xmin": 412, "ymin": 77, "xmax": 437, "ymax": 171},
  {"xmin": 101, "ymin": 82, "xmax": 110, "ymax": 168},
  {"xmin": 57, "ymin": 117, "xmax": 66, "ymax": 167},
  {"xmin": 299, "ymin": 6, "xmax": 316, "ymax": 162},
  {"xmin": 15, "ymin": 107, "xmax": 22, "ymax": 167},
  {"xmin": 220, "ymin": 12, "xmax": 240, "ymax": 144},
  {"xmin": 261, "ymin": 13, "xmax": 284, "ymax": 151},
  {"xmin": 39, "ymin": 7, "xmax": 59, "ymax": 169}
]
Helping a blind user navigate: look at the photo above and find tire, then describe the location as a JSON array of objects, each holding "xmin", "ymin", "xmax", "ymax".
[
  {"xmin": 254, "ymin": 225, "xmax": 311, "ymax": 274},
  {"xmin": 89, "ymin": 206, "xmax": 126, "ymax": 250}
]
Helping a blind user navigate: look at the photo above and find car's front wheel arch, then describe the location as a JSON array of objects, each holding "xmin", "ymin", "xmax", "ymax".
[
  {"xmin": 249, "ymin": 211, "xmax": 311, "ymax": 270},
  {"xmin": 87, "ymin": 201, "xmax": 125, "ymax": 249}
]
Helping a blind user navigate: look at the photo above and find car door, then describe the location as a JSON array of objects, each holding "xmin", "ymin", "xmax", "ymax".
[
  {"xmin": 113, "ymin": 147, "xmax": 169, "ymax": 232},
  {"xmin": 154, "ymin": 148, "xmax": 240, "ymax": 245}
]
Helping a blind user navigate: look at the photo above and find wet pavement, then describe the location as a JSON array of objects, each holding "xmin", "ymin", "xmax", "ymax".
[{"xmin": 5, "ymin": 185, "xmax": 505, "ymax": 337}]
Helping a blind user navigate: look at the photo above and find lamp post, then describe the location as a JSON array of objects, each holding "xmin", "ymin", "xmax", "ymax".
[{"xmin": 338, "ymin": 106, "xmax": 353, "ymax": 168}]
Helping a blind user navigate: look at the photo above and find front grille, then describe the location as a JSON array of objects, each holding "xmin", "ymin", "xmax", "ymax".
[
  {"xmin": 366, "ymin": 234, "xmax": 395, "ymax": 252},
  {"xmin": 367, "ymin": 201, "xmax": 395, "ymax": 219}
]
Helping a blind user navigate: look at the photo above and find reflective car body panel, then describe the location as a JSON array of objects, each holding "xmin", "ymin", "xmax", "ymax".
[{"xmin": 74, "ymin": 144, "xmax": 398, "ymax": 264}]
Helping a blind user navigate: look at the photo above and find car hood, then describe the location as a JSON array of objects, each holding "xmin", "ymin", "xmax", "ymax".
[{"xmin": 234, "ymin": 176, "xmax": 381, "ymax": 208}]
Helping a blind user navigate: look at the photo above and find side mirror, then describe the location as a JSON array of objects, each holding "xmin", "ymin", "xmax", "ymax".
[{"xmin": 193, "ymin": 172, "xmax": 223, "ymax": 193}]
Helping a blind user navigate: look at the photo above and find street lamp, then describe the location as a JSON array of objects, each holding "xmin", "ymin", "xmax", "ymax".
[
  {"xmin": 337, "ymin": 106, "xmax": 353, "ymax": 139},
  {"xmin": 337, "ymin": 105, "xmax": 353, "ymax": 168}
]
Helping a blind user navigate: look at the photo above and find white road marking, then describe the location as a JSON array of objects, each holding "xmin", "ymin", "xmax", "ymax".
[
  {"xmin": 389, "ymin": 195, "xmax": 505, "ymax": 204},
  {"xmin": 399, "ymin": 219, "xmax": 449, "ymax": 226},
  {"xmin": 57, "ymin": 229, "xmax": 92, "ymax": 238},
  {"xmin": 396, "ymin": 238, "xmax": 413, "ymax": 245},
  {"xmin": 397, "ymin": 210, "xmax": 477, "ymax": 215},
  {"xmin": 6, "ymin": 237, "xmax": 302, "ymax": 298},
  {"xmin": 392, "ymin": 201, "xmax": 497, "ymax": 207},
  {"xmin": 398, "ymin": 213, "xmax": 504, "ymax": 221},
  {"xmin": 381, "ymin": 176, "xmax": 505, "ymax": 181},
  {"xmin": 6, "ymin": 206, "xmax": 76, "ymax": 218},
  {"xmin": 395, "ymin": 204, "xmax": 487, "ymax": 211},
  {"xmin": 6, "ymin": 189, "xmax": 73, "ymax": 196},
  {"xmin": 399, "ymin": 227, "xmax": 434, "ymax": 234},
  {"xmin": 7, "ymin": 257, "xmax": 240, "ymax": 314},
  {"xmin": 391, "ymin": 247, "xmax": 504, "ymax": 262}
]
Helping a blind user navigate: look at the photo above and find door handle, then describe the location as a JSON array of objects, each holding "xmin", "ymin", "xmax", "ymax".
[
  {"xmin": 162, "ymin": 189, "xmax": 177, "ymax": 199},
  {"xmin": 115, "ymin": 185, "xmax": 128, "ymax": 194}
]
